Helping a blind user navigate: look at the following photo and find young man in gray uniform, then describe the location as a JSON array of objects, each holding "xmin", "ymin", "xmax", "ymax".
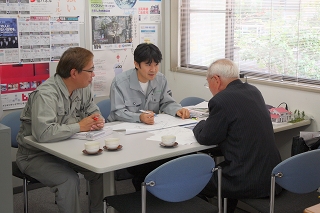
[
  {"xmin": 108, "ymin": 43, "xmax": 190, "ymax": 190},
  {"xmin": 108, "ymin": 42, "xmax": 189, "ymax": 124},
  {"xmin": 16, "ymin": 47, "xmax": 105, "ymax": 213}
]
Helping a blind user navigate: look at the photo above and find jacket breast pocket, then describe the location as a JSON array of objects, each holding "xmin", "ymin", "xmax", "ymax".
[
  {"xmin": 149, "ymin": 95, "xmax": 160, "ymax": 112},
  {"xmin": 57, "ymin": 105, "xmax": 67, "ymax": 124},
  {"xmin": 124, "ymin": 98, "xmax": 142, "ymax": 112}
]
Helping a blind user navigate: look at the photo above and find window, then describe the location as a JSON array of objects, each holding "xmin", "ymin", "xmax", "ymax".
[{"xmin": 180, "ymin": 0, "xmax": 320, "ymax": 86}]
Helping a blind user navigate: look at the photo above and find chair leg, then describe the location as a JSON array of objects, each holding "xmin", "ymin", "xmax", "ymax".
[
  {"xmin": 86, "ymin": 179, "xmax": 90, "ymax": 195},
  {"xmin": 141, "ymin": 182, "xmax": 147, "ymax": 213},
  {"xmin": 223, "ymin": 198, "xmax": 227, "ymax": 213},
  {"xmin": 23, "ymin": 178, "xmax": 28, "ymax": 213},
  {"xmin": 87, "ymin": 180, "xmax": 91, "ymax": 213}
]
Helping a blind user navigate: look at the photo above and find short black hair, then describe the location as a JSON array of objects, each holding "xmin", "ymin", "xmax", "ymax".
[{"xmin": 134, "ymin": 43, "xmax": 162, "ymax": 66}]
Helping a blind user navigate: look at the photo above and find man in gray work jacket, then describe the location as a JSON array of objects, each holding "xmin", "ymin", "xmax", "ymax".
[
  {"xmin": 16, "ymin": 47, "xmax": 105, "ymax": 213},
  {"xmin": 107, "ymin": 43, "xmax": 190, "ymax": 190},
  {"xmin": 108, "ymin": 43, "xmax": 189, "ymax": 123}
]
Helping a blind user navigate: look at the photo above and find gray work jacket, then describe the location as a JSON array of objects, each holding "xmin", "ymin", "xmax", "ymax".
[
  {"xmin": 17, "ymin": 74, "xmax": 100, "ymax": 153},
  {"xmin": 107, "ymin": 68, "xmax": 182, "ymax": 123}
]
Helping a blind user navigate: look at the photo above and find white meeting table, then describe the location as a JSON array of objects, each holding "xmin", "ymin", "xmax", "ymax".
[
  {"xmin": 24, "ymin": 125, "xmax": 215, "ymax": 198},
  {"xmin": 24, "ymin": 119, "xmax": 311, "ymax": 197}
]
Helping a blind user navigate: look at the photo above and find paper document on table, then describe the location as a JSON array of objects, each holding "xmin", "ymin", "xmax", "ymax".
[
  {"xmin": 147, "ymin": 126, "xmax": 198, "ymax": 145},
  {"xmin": 184, "ymin": 101, "xmax": 209, "ymax": 117},
  {"xmin": 70, "ymin": 126, "xmax": 113, "ymax": 140},
  {"xmin": 110, "ymin": 114, "xmax": 198, "ymax": 135},
  {"xmin": 193, "ymin": 101, "xmax": 209, "ymax": 109}
]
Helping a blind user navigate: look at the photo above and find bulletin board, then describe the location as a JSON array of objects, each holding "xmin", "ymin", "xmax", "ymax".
[
  {"xmin": 88, "ymin": 0, "xmax": 163, "ymax": 98},
  {"xmin": 0, "ymin": 0, "xmax": 163, "ymax": 110}
]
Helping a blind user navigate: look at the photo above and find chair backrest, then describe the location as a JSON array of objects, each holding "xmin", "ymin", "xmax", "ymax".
[
  {"xmin": 180, "ymin": 96, "xmax": 206, "ymax": 107},
  {"xmin": 0, "ymin": 110, "xmax": 22, "ymax": 148},
  {"xmin": 145, "ymin": 153, "xmax": 215, "ymax": 202},
  {"xmin": 96, "ymin": 99, "xmax": 111, "ymax": 120},
  {"xmin": 273, "ymin": 149, "xmax": 320, "ymax": 194}
]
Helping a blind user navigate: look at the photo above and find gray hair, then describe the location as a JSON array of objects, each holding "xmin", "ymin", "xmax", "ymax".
[{"xmin": 207, "ymin": 58, "xmax": 239, "ymax": 78}]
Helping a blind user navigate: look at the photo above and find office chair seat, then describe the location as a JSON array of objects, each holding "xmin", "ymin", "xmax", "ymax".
[
  {"xmin": 241, "ymin": 190, "xmax": 320, "ymax": 213},
  {"xmin": 12, "ymin": 162, "xmax": 39, "ymax": 184},
  {"xmin": 106, "ymin": 191, "xmax": 217, "ymax": 213},
  {"xmin": 104, "ymin": 154, "xmax": 222, "ymax": 213},
  {"xmin": 239, "ymin": 149, "xmax": 320, "ymax": 213},
  {"xmin": 3, "ymin": 110, "xmax": 49, "ymax": 213}
]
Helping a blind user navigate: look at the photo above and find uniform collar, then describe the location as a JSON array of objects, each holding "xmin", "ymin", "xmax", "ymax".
[
  {"xmin": 129, "ymin": 69, "xmax": 159, "ymax": 91},
  {"xmin": 54, "ymin": 74, "xmax": 81, "ymax": 101}
]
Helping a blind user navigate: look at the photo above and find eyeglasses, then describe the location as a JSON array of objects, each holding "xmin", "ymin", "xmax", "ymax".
[
  {"xmin": 82, "ymin": 67, "xmax": 95, "ymax": 73},
  {"xmin": 204, "ymin": 76, "xmax": 215, "ymax": 88}
]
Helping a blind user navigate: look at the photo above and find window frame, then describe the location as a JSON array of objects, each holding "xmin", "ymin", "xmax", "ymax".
[{"xmin": 170, "ymin": 0, "xmax": 320, "ymax": 93}]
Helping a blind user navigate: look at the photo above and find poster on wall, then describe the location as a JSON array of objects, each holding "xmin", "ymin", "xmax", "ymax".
[
  {"xmin": 50, "ymin": 16, "xmax": 80, "ymax": 61},
  {"xmin": 91, "ymin": 15, "xmax": 133, "ymax": 50},
  {"xmin": 89, "ymin": 0, "xmax": 162, "ymax": 97},
  {"xmin": 0, "ymin": 63, "xmax": 50, "ymax": 110},
  {"xmin": 0, "ymin": 0, "xmax": 85, "ymax": 110},
  {"xmin": 18, "ymin": 16, "xmax": 51, "ymax": 64},
  {"xmin": 139, "ymin": 24, "xmax": 158, "ymax": 45},
  {"xmin": 92, "ymin": 50, "xmax": 132, "ymax": 97},
  {"xmin": 138, "ymin": 1, "xmax": 161, "ymax": 23},
  {"xmin": 0, "ymin": 0, "xmax": 83, "ymax": 65},
  {"xmin": 0, "ymin": 17, "xmax": 19, "ymax": 64}
]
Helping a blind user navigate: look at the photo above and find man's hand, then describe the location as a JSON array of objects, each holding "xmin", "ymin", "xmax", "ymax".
[
  {"xmin": 79, "ymin": 114, "xmax": 105, "ymax": 132},
  {"xmin": 176, "ymin": 108, "xmax": 190, "ymax": 119},
  {"xmin": 140, "ymin": 111, "xmax": 155, "ymax": 125}
]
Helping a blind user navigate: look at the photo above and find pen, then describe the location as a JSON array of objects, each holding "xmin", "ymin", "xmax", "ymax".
[
  {"xmin": 139, "ymin": 110, "xmax": 157, "ymax": 116},
  {"xmin": 139, "ymin": 110, "xmax": 150, "ymax": 114}
]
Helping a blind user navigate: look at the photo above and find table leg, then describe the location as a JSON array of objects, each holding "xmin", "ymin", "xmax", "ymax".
[{"xmin": 103, "ymin": 171, "xmax": 116, "ymax": 213}]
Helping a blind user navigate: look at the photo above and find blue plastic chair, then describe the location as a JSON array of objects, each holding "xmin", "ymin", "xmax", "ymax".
[
  {"xmin": 96, "ymin": 99, "xmax": 111, "ymax": 120},
  {"xmin": 104, "ymin": 153, "xmax": 222, "ymax": 213},
  {"xmin": 240, "ymin": 149, "xmax": 320, "ymax": 213},
  {"xmin": 1, "ymin": 110, "xmax": 22, "ymax": 149},
  {"xmin": 2, "ymin": 110, "xmax": 43, "ymax": 213},
  {"xmin": 179, "ymin": 96, "xmax": 206, "ymax": 107}
]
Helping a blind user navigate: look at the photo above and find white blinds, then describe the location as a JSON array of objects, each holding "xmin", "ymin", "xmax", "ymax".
[{"xmin": 180, "ymin": 0, "xmax": 320, "ymax": 85}]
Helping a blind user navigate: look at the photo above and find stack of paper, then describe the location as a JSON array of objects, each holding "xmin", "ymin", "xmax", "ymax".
[
  {"xmin": 185, "ymin": 101, "xmax": 209, "ymax": 117},
  {"xmin": 71, "ymin": 126, "xmax": 113, "ymax": 140},
  {"xmin": 110, "ymin": 114, "xmax": 198, "ymax": 134}
]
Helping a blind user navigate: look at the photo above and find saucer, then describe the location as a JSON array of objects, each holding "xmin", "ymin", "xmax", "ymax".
[
  {"xmin": 103, "ymin": 145, "xmax": 123, "ymax": 151},
  {"xmin": 159, "ymin": 142, "xmax": 178, "ymax": 148},
  {"xmin": 82, "ymin": 149, "xmax": 103, "ymax": 155}
]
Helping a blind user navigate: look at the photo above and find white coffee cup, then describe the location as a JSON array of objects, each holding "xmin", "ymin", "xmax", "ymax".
[
  {"xmin": 161, "ymin": 135, "xmax": 176, "ymax": 146},
  {"xmin": 105, "ymin": 138, "xmax": 120, "ymax": 149},
  {"xmin": 84, "ymin": 141, "xmax": 100, "ymax": 154}
]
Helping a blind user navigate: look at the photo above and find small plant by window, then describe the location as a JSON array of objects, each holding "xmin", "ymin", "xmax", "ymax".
[{"xmin": 289, "ymin": 110, "xmax": 305, "ymax": 123}]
